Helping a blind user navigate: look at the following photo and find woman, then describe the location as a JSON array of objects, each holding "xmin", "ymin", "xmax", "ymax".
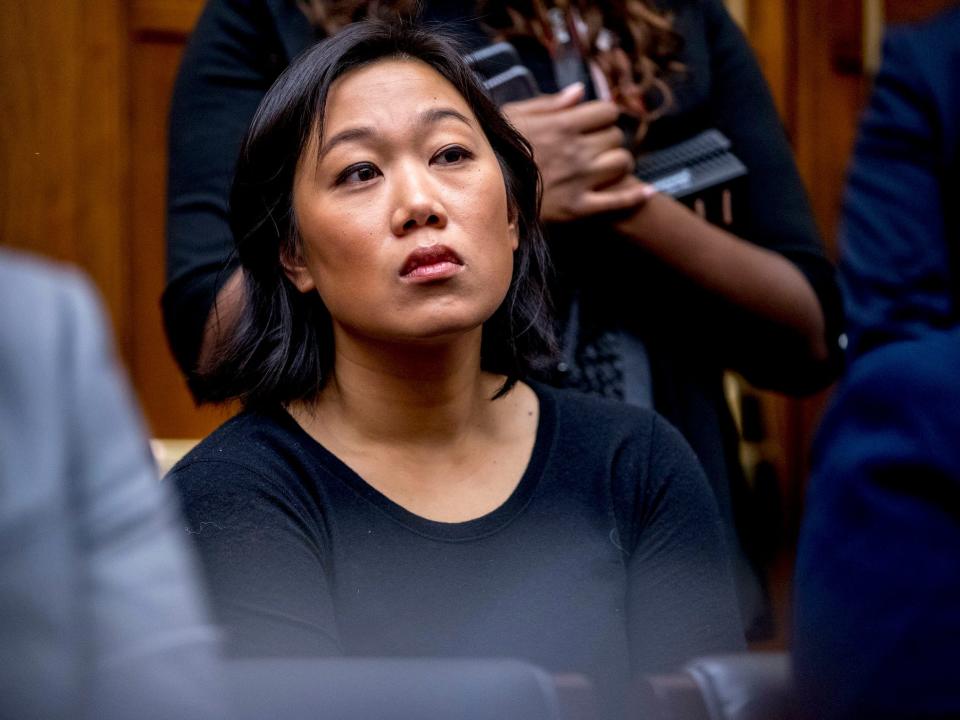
[
  {"xmin": 170, "ymin": 21, "xmax": 743, "ymax": 717},
  {"xmin": 165, "ymin": 0, "xmax": 843, "ymax": 637}
]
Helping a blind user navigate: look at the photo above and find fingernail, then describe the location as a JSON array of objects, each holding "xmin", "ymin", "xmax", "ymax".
[{"xmin": 562, "ymin": 82, "xmax": 585, "ymax": 96}]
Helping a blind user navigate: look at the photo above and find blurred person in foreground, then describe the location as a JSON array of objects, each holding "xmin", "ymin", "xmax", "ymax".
[
  {"xmin": 0, "ymin": 250, "xmax": 228, "ymax": 720},
  {"xmin": 838, "ymin": 3, "xmax": 960, "ymax": 362},
  {"xmin": 170, "ymin": 22, "xmax": 744, "ymax": 720},
  {"xmin": 794, "ymin": 7, "xmax": 960, "ymax": 718}
]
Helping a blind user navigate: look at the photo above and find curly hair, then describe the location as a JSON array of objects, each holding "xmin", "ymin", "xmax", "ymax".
[
  {"xmin": 296, "ymin": 0, "xmax": 421, "ymax": 34},
  {"xmin": 297, "ymin": 1, "xmax": 683, "ymax": 144},
  {"xmin": 478, "ymin": 0, "xmax": 684, "ymax": 143}
]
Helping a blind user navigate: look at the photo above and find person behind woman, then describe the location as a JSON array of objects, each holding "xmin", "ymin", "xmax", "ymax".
[
  {"xmin": 169, "ymin": 21, "xmax": 744, "ymax": 718},
  {"xmin": 487, "ymin": 0, "xmax": 844, "ymax": 635}
]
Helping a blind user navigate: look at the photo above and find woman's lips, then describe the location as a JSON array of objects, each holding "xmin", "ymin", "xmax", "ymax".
[{"xmin": 399, "ymin": 245, "xmax": 464, "ymax": 281}]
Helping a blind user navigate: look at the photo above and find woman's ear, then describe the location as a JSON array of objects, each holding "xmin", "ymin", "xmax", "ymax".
[
  {"xmin": 508, "ymin": 216, "xmax": 520, "ymax": 252},
  {"xmin": 280, "ymin": 247, "xmax": 317, "ymax": 294}
]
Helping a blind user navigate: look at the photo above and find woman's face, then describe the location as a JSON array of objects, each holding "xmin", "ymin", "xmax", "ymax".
[{"xmin": 287, "ymin": 58, "xmax": 518, "ymax": 347}]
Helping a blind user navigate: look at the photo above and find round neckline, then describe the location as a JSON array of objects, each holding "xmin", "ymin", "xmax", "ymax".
[{"xmin": 272, "ymin": 381, "xmax": 558, "ymax": 542}]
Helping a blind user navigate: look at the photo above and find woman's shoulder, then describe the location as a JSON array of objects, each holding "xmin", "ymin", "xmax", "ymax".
[
  {"xmin": 535, "ymin": 381, "xmax": 657, "ymax": 427},
  {"xmin": 166, "ymin": 408, "xmax": 305, "ymax": 492},
  {"xmin": 529, "ymin": 384, "xmax": 713, "ymax": 549},
  {"xmin": 530, "ymin": 382, "xmax": 691, "ymax": 469}
]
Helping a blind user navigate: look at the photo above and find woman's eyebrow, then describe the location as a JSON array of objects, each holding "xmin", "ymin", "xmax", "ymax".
[
  {"xmin": 318, "ymin": 107, "xmax": 474, "ymax": 161},
  {"xmin": 317, "ymin": 126, "xmax": 376, "ymax": 162},
  {"xmin": 418, "ymin": 107, "xmax": 473, "ymax": 130}
]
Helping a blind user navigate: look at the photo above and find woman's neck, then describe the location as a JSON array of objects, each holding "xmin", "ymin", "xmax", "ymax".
[
  {"xmin": 286, "ymin": 325, "xmax": 540, "ymax": 523},
  {"xmin": 291, "ymin": 327, "xmax": 504, "ymax": 448}
]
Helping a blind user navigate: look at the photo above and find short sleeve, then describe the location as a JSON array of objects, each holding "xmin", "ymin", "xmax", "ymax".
[
  {"xmin": 170, "ymin": 458, "xmax": 342, "ymax": 657},
  {"xmin": 622, "ymin": 415, "xmax": 745, "ymax": 674}
]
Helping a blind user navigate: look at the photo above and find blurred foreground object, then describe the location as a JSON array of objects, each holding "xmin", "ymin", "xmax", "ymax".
[
  {"xmin": 794, "ymin": 331, "xmax": 960, "ymax": 718},
  {"xmin": 795, "ymin": 12, "xmax": 960, "ymax": 713},
  {"xmin": 0, "ymin": 250, "xmax": 227, "ymax": 720},
  {"xmin": 839, "ymin": 4, "xmax": 960, "ymax": 362}
]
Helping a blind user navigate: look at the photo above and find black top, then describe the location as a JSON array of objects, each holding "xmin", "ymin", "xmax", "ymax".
[{"xmin": 170, "ymin": 383, "xmax": 744, "ymax": 714}]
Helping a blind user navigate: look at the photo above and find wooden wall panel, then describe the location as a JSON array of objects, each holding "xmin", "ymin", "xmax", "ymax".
[
  {"xmin": 79, "ymin": 1, "xmax": 131, "ymax": 347},
  {"xmin": 1, "ymin": 4, "xmax": 80, "ymax": 262},
  {"xmin": 0, "ymin": 2, "xmax": 129, "ymax": 340},
  {"xmin": 743, "ymin": 0, "xmax": 793, "ymax": 126},
  {"xmin": 793, "ymin": 0, "xmax": 867, "ymax": 256},
  {"xmin": 131, "ymin": 0, "xmax": 204, "ymax": 36},
  {"xmin": 0, "ymin": 0, "xmax": 222, "ymax": 438}
]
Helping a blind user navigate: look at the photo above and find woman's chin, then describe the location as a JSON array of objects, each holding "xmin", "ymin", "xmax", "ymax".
[
  {"xmin": 390, "ymin": 318, "xmax": 487, "ymax": 345},
  {"xmin": 347, "ymin": 300, "xmax": 503, "ymax": 344},
  {"xmin": 336, "ymin": 314, "xmax": 488, "ymax": 349}
]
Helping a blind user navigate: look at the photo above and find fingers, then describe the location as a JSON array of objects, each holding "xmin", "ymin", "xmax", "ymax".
[
  {"xmin": 581, "ymin": 126, "xmax": 628, "ymax": 158},
  {"xmin": 563, "ymin": 99, "xmax": 621, "ymax": 133},
  {"xmin": 502, "ymin": 82, "xmax": 585, "ymax": 116},
  {"xmin": 584, "ymin": 147, "xmax": 636, "ymax": 189},
  {"xmin": 580, "ymin": 179, "xmax": 657, "ymax": 216},
  {"xmin": 503, "ymin": 86, "xmax": 619, "ymax": 134},
  {"xmin": 503, "ymin": 84, "xmax": 649, "ymax": 222}
]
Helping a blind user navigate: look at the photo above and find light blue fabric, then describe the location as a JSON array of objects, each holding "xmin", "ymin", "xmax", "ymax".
[{"xmin": 0, "ymin": 250, "xmax": 228, "ymax": 720}]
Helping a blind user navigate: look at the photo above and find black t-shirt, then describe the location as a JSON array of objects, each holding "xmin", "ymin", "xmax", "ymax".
[{"xmin": 170, "ymin": 382, "xmax": 744, "ymax": 713}]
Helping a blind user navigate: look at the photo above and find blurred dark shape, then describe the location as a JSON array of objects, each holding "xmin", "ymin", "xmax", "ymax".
[
  {"xmin": 794, "ymin": 332, "xmax": 960, "ymax": 718},
  {"xmin": 838, "ymin": 4, "xmax": 960, "ymax": 363},
  {"xmin": 794, "ymin": 8, "xmax": 960, "ymax": 716}
]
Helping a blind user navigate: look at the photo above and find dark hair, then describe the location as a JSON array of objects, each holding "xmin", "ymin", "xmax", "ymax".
[{"xmin": 194, "ymin": 21, "xmax": 556, "ymax": 408}]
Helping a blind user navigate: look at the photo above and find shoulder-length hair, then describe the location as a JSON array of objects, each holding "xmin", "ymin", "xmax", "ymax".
[{"xmin": 193, "ymin": 21, "xmax": 556, "ymax": 408}]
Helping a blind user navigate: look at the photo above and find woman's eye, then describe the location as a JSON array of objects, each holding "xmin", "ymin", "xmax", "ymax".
[
  {"xmin": 434, "ymin": 146, "xmax": 472, "ymax": 165},
  {"xmin": 337, "ymin": 163, "xmax": 380, "ymax": 185}
]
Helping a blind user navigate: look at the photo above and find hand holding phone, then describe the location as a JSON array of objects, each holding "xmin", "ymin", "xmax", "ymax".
[{"xmin": 502, "ymin": 84, "xmax": 652, "ymax": 223}]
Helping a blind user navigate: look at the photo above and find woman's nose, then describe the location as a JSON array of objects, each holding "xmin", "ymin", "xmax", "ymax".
[{"xmin": 390, "ymin": 167, "xmax": 448, "ymax": 236}]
